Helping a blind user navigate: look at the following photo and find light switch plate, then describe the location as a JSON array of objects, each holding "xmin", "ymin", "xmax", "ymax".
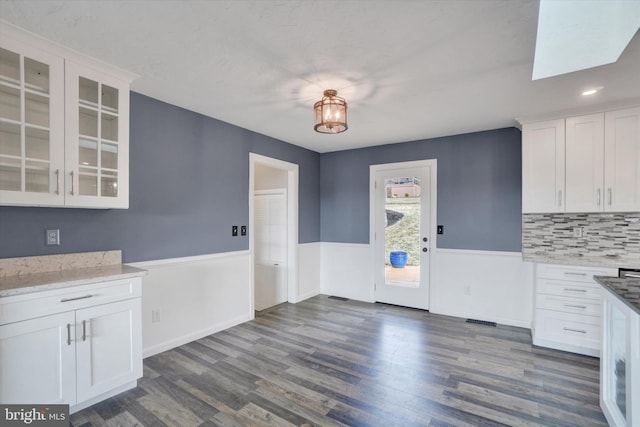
[{"xmin": 46, "ymin": 229, "xmax": 60, "ymax": 245}]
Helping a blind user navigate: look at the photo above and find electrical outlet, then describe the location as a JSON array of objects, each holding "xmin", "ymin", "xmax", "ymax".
[
  {"xmin": 573, "ymin": 227, "xmax": 584, "ymax": 238},
  {"xmin": 241, "ymin": 225, "xmax": 247, "ymax": 236},
  {"xmin": 151, "ymin": 309, "xmax": 161, "ymax": 323},
  {"xmin": 46, "ymin": 229, "xmax": 60, "ymax": 245},
  {"xmin": 232, "ymin": 225, "xmax": 238, "ymax": 236},
  {"xmin": 437, "ymin": 225, "xmax": 444, "ymax": 235}
]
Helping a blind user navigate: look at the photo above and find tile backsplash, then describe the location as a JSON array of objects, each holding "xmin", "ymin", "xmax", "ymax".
[{"xmin": 522, "ymin": 213, "xmax": 640, "ymax": 261}]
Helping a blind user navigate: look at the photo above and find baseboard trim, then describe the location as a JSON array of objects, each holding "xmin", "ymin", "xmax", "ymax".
[
  {"xmin": 142, "ymin": 313, "xmax": 252, "ymax": 358},
  {"xmin": 296, "ymin": 290, "xmax": 321, "ymax": 303}
]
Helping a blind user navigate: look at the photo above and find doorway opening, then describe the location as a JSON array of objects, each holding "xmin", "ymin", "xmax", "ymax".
[
  {"xmin": 370, "ymin": 160, "xmax": 437, "ymax": 310},
  {"xmin": 249, "ymin": 153, "xmax": 299, "ymax": 315}
]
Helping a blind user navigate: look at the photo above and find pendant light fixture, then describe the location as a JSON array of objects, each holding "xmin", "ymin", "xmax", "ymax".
[{"xmin": 314, "ymin": 89, "xmax": 348, "ymax": 134}]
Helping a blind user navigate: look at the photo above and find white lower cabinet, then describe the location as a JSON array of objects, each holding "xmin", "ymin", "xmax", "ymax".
[
  {"xmin": 532, "ymin": 263, "xmax": 617, "ymax": 356},
  {"xmin": 0, "ymin": 277, "xmax": 142, "ymax": 412},
  {"xmin": 601, "ymin": 292, "xmax": 640, "ymax": 427}
]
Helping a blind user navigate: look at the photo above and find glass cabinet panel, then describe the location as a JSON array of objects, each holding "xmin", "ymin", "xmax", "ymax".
[
  {"xmin": 610, "ymin": 303, "xmax": 628, "ymax": 422},
  {"xmin": 74, "ymin": 75, "xmax": 120, "ymax": 199},
  {"xmin": 0, "ymin": 45, "xmax": 57, "ymax": 200}
]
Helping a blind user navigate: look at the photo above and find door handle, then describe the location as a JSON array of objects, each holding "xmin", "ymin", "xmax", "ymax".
[
  {"xmin": 596, "ymin": 188, "xmax": 601, "ymax": 206},
  {"xmin": 70, "ymin": 171, "xmax": 75, "ymax": 196},
  {"xmin": 82, "ymin": 320, "xmax": 87, "ymax": 341},
  {"xmin": 55, "ymin": 169, "xmax": 60, "ymax": 195},
  {"xmin": 66, "ymin": 323, "xmax": 71, "ymax": 345},
  {"xmin": 608, "ymin": 188, "xmax": 612, "ymax": 206}
]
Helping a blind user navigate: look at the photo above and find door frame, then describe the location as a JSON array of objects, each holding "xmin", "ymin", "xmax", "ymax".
[
  {"xmin": 369, "ymin": 159, "xmax": 438, "ymax": 308},
  {"xmin": 249, "ymin": 153, "xmax": 299, "ymax": 315}
]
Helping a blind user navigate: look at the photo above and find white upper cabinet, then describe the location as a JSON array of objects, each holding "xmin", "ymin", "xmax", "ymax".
[
  {"xmin": 522, "ymin": 107, "xmax": 640, "ymax": 214},
  {"xmin": 65, "ymin": 62, "xmax": 130, "ymax": 208},
  {"xmin": 522, "ymin": 119, "xmax": 565, "ymax": 213},
  {"xmin": 604, "ymin": 107, "xmax": 640, "ymax": 212},
  {"xmin": 565, "ymin": 113, "xmax": 604, "ymax": 212},
  {"xmin": 0, "ymin": 34, "xmax": 65, "ymax": 206},
  {"xmin": 0, "ymin": 23, "xmax": 135, "ymax": 209}
]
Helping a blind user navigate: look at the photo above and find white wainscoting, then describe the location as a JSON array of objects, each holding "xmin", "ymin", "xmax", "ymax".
[
  {"xmin": 131, "ymin": 251, "xmax": 252, "ymax": 358},
  {"xmin": 319, "ymin": 243, "xmax": 534, "ymax": 329},
  {"xmin": 298, "ymin": 242, "xmax": 322, "ymax": 302},
  {"xmin": 320, "ymin": 242, "xmax": 375, "ymax": 303},
  {"xmin": 431, "ymin": 249, "xmax": 534, "ymax": 328}
]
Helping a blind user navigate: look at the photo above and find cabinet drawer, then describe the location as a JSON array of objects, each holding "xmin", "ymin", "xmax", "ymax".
[
  {"xmin": 0, "ymin": 278, "xmax": 142, "ymax": 325},
  {"xmin": 536, "ymin": 278, "xmax": 603, "ymax": 300},
  {"xmin": 535, "ymin": 294, "xmax": 601, "ymax": 316},
  {"xmin": 534, "ymin": 309, "xmax": 601, "ymax": 350},
  {"xmin": 536, "ymin": 263, "xmax": 617, "ymax": 282}
]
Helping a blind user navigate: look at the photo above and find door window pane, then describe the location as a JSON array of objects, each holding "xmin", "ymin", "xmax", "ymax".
[
  {"xmin": 0, "ymin": 121, "xmax": 21, "ymax": 156},
  {"xmin": 24, "ymin": 57, "xmax": 49, "ymax": 94},
  {"xmin": 25, "ymin": 127, "xmax": 49, "ymax": 160},
  {"xmin": 0, "ymin": 48, "xmax": 20, "ymax": 84},
  {"xmin": 101, "ymin": 170, "xmax": 118, "ymax": 197},
  {"xmin": 79, "ymin": 77, "xmax": 99, "ymax": 107},
  {"xmin": 79, "ymin": 167, "xmax": 97, "ymax": 196},
  {"xmin": 101, "ymin": 84, "xmax": 118, "ymax": 113},
  {"xmin": 79, "ymin": 138, "xmax": 98, "ymax": 167},
  {"xmin": 384, "ymin": 176, "xmax": 421, "ymax": 287},
  {"xmin": 101, "ymin": 112, "xmax": 118, "ymax": 141},
  {"xmin": 25, "ymin": 92, "xmax": 49, "ymax": 127},
  {"xmin": 0, "ymin": 84, "xmax": 21, "ymax": 121},
  {"xmin": 101, "ymin": 142, "xmax": 118, "ymax": 169},
  {"xmin": 25, "ymin": 160, "xmax": 49, "ymax": 192},
  {"xmin": 0, "ymin": 157, "xmax": 21, "ymax": 191},
  {"xmin": 79, "ymin": 107, "xmax": 98, "ymax": 137}
]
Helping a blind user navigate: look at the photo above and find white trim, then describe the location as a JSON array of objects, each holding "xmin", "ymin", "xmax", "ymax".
[
  {"xmin": 435, "ymin": 248, "xmax": 523, "ymax": 257},
  {"xmin": 0, "ymin": 20, "xmax": 138, "ymax": 82},
  {"xmin": 297, "ymin": 290, "xmax": 321, "ymax": 302},
  {"xmin": 318, "ymin": 242, "xmax": 369, "ymax": 249},
  {"xmin": 142, "ymin": 313, "xmax": 252, "ymax": 358},
  {"xmin": 369, "ymin": 159, "xmax": 438, "ymax": 309},
  {"xmin": 128, "ymin": 250, "xmax": 250, "ymax": 268},
  {"xmin": 249, "ymin": 153, "xmax": 299, "ymax": 308}
]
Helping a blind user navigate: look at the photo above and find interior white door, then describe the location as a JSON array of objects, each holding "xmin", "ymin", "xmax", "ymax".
[
  {"xmin": 254, "ymin": 190, "xmax": 287, "ymax": 311},
  {"xmin": 374, "ymin": 165, "xmax": 431, "ymax": 310}
]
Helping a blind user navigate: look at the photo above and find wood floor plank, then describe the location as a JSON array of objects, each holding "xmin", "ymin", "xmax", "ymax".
[{"xmin": 70, "ymin": 295, "xmax": 607, "ymax": 427}]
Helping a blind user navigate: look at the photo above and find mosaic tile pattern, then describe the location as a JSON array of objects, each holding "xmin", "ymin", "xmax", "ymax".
[{"xmin": 522, "ymin": 213, "xmax": 640, "ymax": 263}]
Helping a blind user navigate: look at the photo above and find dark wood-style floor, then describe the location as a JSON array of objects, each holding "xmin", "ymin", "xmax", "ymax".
[{"xmin": 71, "ymin": 295, "xmax": 608, "ymax": 427}]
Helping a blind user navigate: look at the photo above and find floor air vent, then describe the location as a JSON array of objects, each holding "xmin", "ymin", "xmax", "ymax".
[
  {"xmin": 466, "ymin": 319, "xmax": 497, "ymax": 327},
  {"xmin": 328, "ymin": 296, "xmax": 349, "ymax": 301}
]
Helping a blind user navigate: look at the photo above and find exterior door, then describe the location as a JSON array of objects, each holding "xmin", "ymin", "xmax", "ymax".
[
  {"xmin": 373, "ymin": 163, "xmax": 433, "ymax": 310},
  {"xmin": 254, "ymin": 190, "xmax": 287, "ymax": 311}
]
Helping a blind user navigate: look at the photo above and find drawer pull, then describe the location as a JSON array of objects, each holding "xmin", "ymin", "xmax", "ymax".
[
  {"xmin": 60, "ymin": 294, "xmax": 93, "ymax": 303},
  {"xmin": 564, "ymin": 304, "xmax": 587, "ymax": 309},
  {"xmin": 82, "ymin": 320, "xmax": 87, "ymax": 341},
  {"xmin": 564, "ymin": 272, "xmax": 587, "ymax": 276},
  {"xmin": 564, "ymin": 288, "xmax": 587, "ymax": 293},
  {"xmin": 66, "ymin": 323, "xmax": 71, "ymax": 345},
  {"xmin": 563, "ymin": 327, "xmax": 587, "ymax": 334}
]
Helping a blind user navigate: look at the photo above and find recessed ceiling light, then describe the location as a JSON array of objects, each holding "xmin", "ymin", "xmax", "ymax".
[{"xmin": 582, "ymin": 88, "xmax": 601, "ymax": 96}]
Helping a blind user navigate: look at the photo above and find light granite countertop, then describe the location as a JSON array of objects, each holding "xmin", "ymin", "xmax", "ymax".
[
  {"xmin": 523, "ymin": 252, "xmax": 640, "ymax": 269},
  {"xmin": 0, "ymin": 264, "xmax": 147, "ymax": 298},
  {"xmin": 594, "ymin": 275, "xmax": 640, "ymax": 315}
]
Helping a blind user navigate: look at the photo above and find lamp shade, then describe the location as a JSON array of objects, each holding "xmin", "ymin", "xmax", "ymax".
[{"xmin": 314, "ymin": 89, "xmax": 348, "ymax": 134}]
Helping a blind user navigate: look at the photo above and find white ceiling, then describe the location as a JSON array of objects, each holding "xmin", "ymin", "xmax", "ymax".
[{"xmin": 1, "ymin": 0, "xmax": 639, "ymax": 153}]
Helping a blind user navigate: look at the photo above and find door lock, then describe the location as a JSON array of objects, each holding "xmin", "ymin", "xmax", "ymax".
[
  {"xmin": 422, "ymin": 237, "xmax": 428, "ymax": 242},
  {"xmin": 422, "ymin": 248, "xmax": 428, "ymax": 252}
]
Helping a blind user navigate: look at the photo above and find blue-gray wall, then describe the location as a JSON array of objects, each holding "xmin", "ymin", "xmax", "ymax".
[
  {"xmin": 320, "ymin": 128, "xmax": 522, "ymax": 251},
  {"xmin": 0, "ymin": 93, "xmax": 321, "ymax": 262}
]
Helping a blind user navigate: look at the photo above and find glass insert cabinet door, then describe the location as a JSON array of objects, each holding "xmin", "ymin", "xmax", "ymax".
[
  {"xmin": 65, "ymin": 61, "xmax": 129, "ymax": 208},
  {"xmin": 0, "ymin": 40, "xmax": 65, "ymax": 206}
]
